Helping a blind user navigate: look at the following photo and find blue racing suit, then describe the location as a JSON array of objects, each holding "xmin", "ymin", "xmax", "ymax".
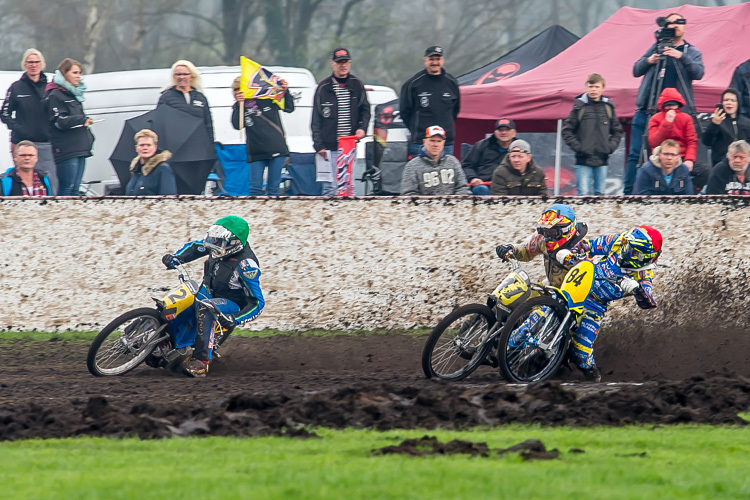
[
  {"xmin": 569, "ymin": 234, "xmax": 657, "ymax": 370},
  {"xmin": 173, "ymin": 241, "xmax": 265, "ymax": 360}
]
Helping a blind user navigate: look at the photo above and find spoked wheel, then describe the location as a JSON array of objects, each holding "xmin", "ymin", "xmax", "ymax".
[
  {"xmin": 422, "ymin": 304, "xmax": 496, "ymax": 381},
  {"xmin": 87, "ymin": 308, "xmax": 166, "ymax": 376},
  {"xmin": 498, "ymin": 296, "xmax": 569, "ymax": 383}
]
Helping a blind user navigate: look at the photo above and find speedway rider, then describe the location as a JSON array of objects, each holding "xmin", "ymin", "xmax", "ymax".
[
  {"xmin": 495, "ymin": 204, "xmax": 589, "ymax": 288},
  {"xmin": 556, "ymin": 225, "xmax": 662, "ymax": 382},
  {"xmin": 162, "ymin": 216, "xmax": 265, "ymax": 378}
]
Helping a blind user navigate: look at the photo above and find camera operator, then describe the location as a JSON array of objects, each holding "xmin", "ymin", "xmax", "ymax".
[{"xmin": 623, "ymin": 12, "xmax": 704, "ymax": 195}]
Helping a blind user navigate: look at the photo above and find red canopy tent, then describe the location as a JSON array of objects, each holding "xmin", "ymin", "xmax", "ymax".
[{"xmin": 457, "ymin": 3, "xmax": 750, "ymax": 144}]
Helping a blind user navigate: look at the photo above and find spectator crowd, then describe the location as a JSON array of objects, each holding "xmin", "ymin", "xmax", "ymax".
[{"xmin": 3, "ymin": 11, "xmax": 750, "ymax": 198}]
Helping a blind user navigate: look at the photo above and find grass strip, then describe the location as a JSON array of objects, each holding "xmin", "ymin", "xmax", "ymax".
[{"xmin": 1, "ymin": 426, "xmax": 748, "ymax": 500}]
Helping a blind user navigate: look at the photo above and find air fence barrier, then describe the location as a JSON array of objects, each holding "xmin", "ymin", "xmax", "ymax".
[{"xmin": 1, "ymin": 195, "xmax": 749, "ymax": 335}]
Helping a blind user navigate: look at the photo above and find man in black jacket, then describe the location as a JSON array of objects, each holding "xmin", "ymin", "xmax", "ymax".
[
  {"xmin": 1, "ymin": 49, "xmax": 56, "ymax": 190},
  {"xmin": 311, "ymin": 48, "xmax": 370, "ymax": 196},
  {"xmin": 562, "ymin": 73, "xmax": 623, "ymax": 195},
  {"xmin": 400, "ymin": 46, "xmax": 460, "ymax": 157},
  {"xmin": 706, "ymin": 140, "xmax": 750, "ymax": 195},
  {"xmin": 462, "ymin": 118, "xmax": 516, "ymax": 195}
]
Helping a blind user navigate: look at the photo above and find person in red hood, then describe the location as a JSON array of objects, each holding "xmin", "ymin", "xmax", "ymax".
[{"xmin": 647, "ymin": 87, "xmax": 698, "ymax": 169}]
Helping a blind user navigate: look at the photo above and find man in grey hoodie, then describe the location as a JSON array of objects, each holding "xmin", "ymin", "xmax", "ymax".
[{"xmin": 400, "ymin": 125, "xmax": 470, "ymax": 195}]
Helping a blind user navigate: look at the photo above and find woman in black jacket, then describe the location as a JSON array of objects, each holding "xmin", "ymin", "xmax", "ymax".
[
  {"xmin": 703, "ymin": 88, "xmax": 750, "ymax": 167},
  {"xmin": 157, "ymin": 60, "xmax": 214, "ymax": 142},
  {"xmin": 125, "ymin": 129, "xmax": 177, "ymax": 196},
  {"xmin": 231, "ymin": 76, "xmax": 294, "ymax": 195},
  {"xmin": 46, "ymin": 58, "xmax": 94, "ymax": 196}
]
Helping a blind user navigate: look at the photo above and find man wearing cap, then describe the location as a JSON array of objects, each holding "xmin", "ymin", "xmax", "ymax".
[
  {"xmin": 461, "ymin": 118, "xmax": 517, "ymax": 195},
  {"xmin": 311, "ymin": 47, "xmax": 370, "ymax": 196},
  {"xmin": 400, "ymin": 45, "xmax": 460, "ymax": 158},
  {"xmin": 400, "ymin": 125, "xmax": 470, "ymax": 196},
  {"xmin": 490, "ymin": 139, "xmax": 547, "ymax": 196}
]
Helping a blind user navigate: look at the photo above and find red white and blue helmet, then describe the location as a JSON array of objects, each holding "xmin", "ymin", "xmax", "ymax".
[
  {"xmin": 536, "ymin": 204, "xmax": 577, "ymax": 252},
  {"xmin": 618, "ymin": 226, "xmax": 662, "ymax": 270}
]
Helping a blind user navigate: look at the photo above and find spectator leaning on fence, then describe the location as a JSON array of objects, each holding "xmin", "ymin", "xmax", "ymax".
[
  {"xmin": 490, "ymin": 139, "xmax": 547, "ymax": 196},
  {"xmin": 462, "ymin": 118, "xmax": 517, "ymax": 196},
  {"xmin": 634, "ymin": 139, "xmax": 693, "ymax": 196},
  {"xmin": 400, "ymin": 125, "xmax": 469, "ymax": 196},
  {"xmin": 706, "ymin": 140, "xmax": 750, "ymax": 195},
  {"xmin": 1, "ymin": 140, "xmax": 53, "ymax": 196}
]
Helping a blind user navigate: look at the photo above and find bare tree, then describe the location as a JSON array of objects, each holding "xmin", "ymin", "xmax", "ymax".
[{"xmin": 82, "ymin": 0, "xmax": 115, "ymax": 73}]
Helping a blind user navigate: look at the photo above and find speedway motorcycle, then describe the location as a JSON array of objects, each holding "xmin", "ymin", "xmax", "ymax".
[
  {"xmin": 495, "ymin": 259, "xmax": 623, "ymax": 383},
  {"xmin": 421, "ymin": 256, "xmax": 556, "ymax": 381},
  {"xmin": 86, "ymin": 263, "xmax": 233, "ymax": 376}
]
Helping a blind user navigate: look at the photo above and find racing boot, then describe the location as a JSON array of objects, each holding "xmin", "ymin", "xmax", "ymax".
[
  {"xmin": 580, "ymin": 365, "xmax": 601, "ymax": 382},
  {"xmin": 183, "ymin": 358, "xmax": 210, "ymax": 378}
]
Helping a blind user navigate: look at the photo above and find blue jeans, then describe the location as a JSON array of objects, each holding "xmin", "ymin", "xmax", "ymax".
[
  {"xmin": 249, "ymin": 156, "xmax": 286, "ymax": 196},
  {"xmin": 575, "ymin": 165, "xmax": 608, "ymax": 195},
  {"xmin": 624, "ymin": 109, "xmax": 648, "ymax": 195},
  {"xmin": 471, "ymin": 184, "xmax": 491, "ymax": 195},
  {"xmin": 56, "ymin": 156, "xmax": 86, "ymax": 196},
  {"xmin": 409, "ymin": 143, "xmax": 453, "ymax": 158}
]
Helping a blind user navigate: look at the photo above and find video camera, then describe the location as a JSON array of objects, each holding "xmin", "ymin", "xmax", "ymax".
[{"xmin": 654, "ymin": 17, "xmax": 677, "ymax": 46}]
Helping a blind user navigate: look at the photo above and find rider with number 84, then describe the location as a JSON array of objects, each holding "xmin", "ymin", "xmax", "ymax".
[
  {"xmin": 162, "ymin": 215, "xmax": 265, "ymax": 377},
  {"xmin": 555, "ymin": 225, "xmax": 662, "ymax": 381}
]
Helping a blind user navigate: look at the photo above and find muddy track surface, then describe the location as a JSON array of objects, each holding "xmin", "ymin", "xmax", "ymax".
[{"xmin": 2, "ymin": 333, "xmax": 750, "ymax": 441}]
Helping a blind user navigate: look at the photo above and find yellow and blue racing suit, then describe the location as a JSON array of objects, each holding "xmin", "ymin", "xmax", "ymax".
[{"xmin": 569, "ymin": 233, "xmax": 656, "ymax": 370}]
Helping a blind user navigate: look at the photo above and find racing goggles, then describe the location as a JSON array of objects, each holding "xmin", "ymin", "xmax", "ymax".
[
  {"xmin": 536, "ymin": 221, "xmax": 574, "ymax": 240},
  {"xmin": 621, "ymin": 242, "xmax": 660, "ymax": 268},
  {"xmin": 203, "ymin": 225, "xmax": 241, "ymax": 258}
]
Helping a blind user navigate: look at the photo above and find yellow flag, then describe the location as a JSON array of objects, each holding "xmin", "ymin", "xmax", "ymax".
[{"xmin": 239, "ymin": 56, "xmax": 285, "ymax": 110}]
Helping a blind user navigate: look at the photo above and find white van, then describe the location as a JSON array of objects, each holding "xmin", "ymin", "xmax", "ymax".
[{"xmin": 82, "ymin": 65, "xmax": 317, "ymax": 194}]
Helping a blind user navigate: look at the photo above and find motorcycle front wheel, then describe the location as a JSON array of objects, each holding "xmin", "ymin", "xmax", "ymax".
[
  {"xmin": 497, "ymin": 296, "xmax": 569, "ymax": 383},
  {"xmin": 87, "ymin": 308, "xmax": 165, "ymax": 376},
  {"xmin": 421, "ymin": 304, "xmax": 496, "ymax": 381}
]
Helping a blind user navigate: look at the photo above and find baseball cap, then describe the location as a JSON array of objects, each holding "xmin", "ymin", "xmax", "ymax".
[
  {"xmin": 424, "ymin": 45, "xmax": 444, "ymax": 57},
  {"xmin": 331, "ymin": 48, "xmax": 351, "ymax": 62},
  {"xmin": 509, "ymin": 139, "xmax": 531, "ymax": 153},
  {"xmin": 425, "ymin": 125, "xmax": 446, "ymax": 139},
  {"xmin": 495, "ymin": 118, "xmax": 516, "ymax": 130}
]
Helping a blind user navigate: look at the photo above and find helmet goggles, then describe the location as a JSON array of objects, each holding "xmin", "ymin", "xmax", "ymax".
[
  {"xmin": 619, "ymin": 227, "xmax": 662, "ymax": 269},
  {"xmin": 203, "ymin": 225, "xmax": 243, "ymax": 259}
]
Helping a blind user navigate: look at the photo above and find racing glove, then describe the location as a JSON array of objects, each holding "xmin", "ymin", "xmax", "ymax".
[
  {"xmin": 620, "ymin": 277, "xmax": 641, "ymax": 294},
  {"xmin": 217, "ymin": 313, "xmax": 236, "ymax": 331},
  {"xmin": 162, "ymin": 253, "xmax": 181, "ymax": 270},
  {"xmin": 495, "ymin": 244, "xmax": 514, "ymax": 261},
  {"xmin": 555, "ymin": 249, "xmax": 573, "ymax": 265}
]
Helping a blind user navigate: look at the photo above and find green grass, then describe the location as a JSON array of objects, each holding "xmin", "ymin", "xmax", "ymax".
[
  {"xmin": 2, "ymin": 426, "xmax": 749, "ymax": 499},
  {"xmin": 0, "ymin": 327, "xmax": 430, "ymax": 342}
]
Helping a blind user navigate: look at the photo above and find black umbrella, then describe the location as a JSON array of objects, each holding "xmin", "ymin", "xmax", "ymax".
[{"xmin": 109, "ymin": 105, "xmax": 216, "ymax": 195}]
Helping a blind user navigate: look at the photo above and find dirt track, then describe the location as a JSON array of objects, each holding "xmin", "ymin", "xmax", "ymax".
[{"xmin": 1, "ymin": 332, "xmax": 749, "ymax": 441}]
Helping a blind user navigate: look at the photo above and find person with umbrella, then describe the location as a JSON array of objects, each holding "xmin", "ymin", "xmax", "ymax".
[
  {"xmin": 157, "ymin": 60, "xmax": 214, "ymax": 142},
  {"xmin": 124, "ymin": 129, "xmax": 176, "ymax": 196},
  {"xmin": 45, "ymin": 58, "xmax": 94, "ymax": 196}
]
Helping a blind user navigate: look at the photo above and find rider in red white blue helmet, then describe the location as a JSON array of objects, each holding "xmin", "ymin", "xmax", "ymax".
[
  {"xmin": 558, "ymin": 225, "xmax": 663, "ymax": 382},
  {"xmin": 495, "ymin": 204, "xmax": 589, "ymax": 287}
]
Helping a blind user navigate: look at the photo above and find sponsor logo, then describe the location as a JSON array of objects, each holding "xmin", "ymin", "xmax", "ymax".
[
  {"xmin": 475, "ymin": 62, "xmax": 521, "ymax": 85},
  {"xmin": 420, "ymin": 96, "xmax": 429, "ymax": 107},
  {"xmin": 322, "ymin": 107, "xmax": 331, "ymax": 118}
]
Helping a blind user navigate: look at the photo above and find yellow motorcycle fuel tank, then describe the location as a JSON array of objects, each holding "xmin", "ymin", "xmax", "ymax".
[
  {"xmin": 160, "ymin": 280, "xmax": 200, "ymax": 321},
  {"xmin": 492, "ymin": 269, "xmax": 531, "ymax": 309}
]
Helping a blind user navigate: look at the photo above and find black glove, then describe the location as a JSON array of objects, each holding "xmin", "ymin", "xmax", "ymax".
[
  {"xmin": 217, "ymin": 313, "xmax": 236, "ymax": 331},
  {"xmin": 495, "ymin": 244, "xmax": 514, "ymax": 261},
  {"xmin": 162, "ymin": 254, "xmax": 181, "ymax": 270}
]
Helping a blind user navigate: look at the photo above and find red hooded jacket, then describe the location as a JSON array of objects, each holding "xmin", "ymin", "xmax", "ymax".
[{"xmin": 647, "ymin": 87, "xmax": 698, "ymax": 163}]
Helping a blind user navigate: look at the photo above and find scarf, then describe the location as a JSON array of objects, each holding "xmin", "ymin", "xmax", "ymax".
[{"xmin": 53, "ymin": 70, "xmax": 87, "ymax": 102}]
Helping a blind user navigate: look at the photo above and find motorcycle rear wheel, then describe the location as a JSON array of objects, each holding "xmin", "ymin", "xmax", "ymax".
[
  {"xmin": 421, "ymin": 304, "xmax": 496, "ymax": 381},
  {"xmin": 497, "ymin": 296, "xmax": 569, "ymax": 383},
  {"xmin": 87, "ymin": 308, "xmax": 165, "ymax": 377}
]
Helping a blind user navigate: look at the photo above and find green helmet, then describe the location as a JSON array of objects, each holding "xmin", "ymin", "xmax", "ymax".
[{"xmin": 203, "ymin": 216, "xmax": 249, "ymax": 258}]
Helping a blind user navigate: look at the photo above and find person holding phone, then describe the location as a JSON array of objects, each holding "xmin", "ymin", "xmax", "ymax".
[{"xmin": 702, "ymin": 88, "xmax": 750, "ymax": 167}]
